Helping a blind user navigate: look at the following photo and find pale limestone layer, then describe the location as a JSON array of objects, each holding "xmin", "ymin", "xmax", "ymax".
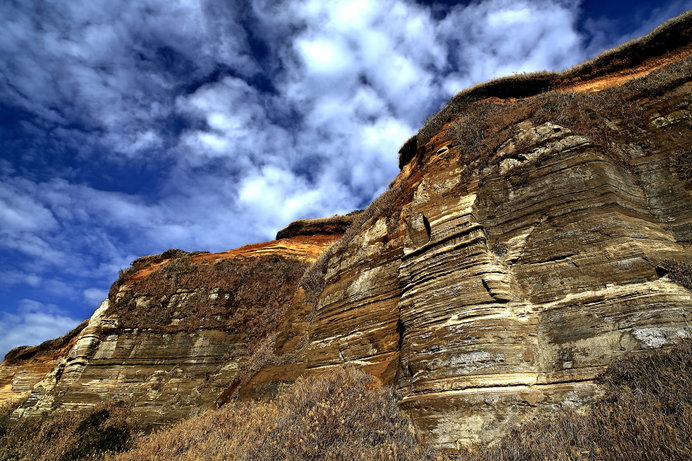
[{"xmin": 397, "ymin": 115, "xmax": 691, "ymax": 448}]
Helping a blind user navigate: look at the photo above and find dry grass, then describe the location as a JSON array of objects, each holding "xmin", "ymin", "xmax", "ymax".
[
  {"xmin": 0, "ymin": 402, "xmax": 134, "ymax": 461},
  {"xmin": 2, "ymin": 343, "xmax": 688, "ymax": 460},
  {"xmin": 109, "ymin": 367, "xmax": 431, "ymax": 461},
  {"xmin": 107, "ymin": 253, "xmax": 310, "ymax": 340},
  {"xmin": 118, "ymin": 343, "xmax": 692, "ymax": 460},
  {"xmin": 441, "ymin": 84, "xmax": 646, "ymax": 183},
  {"xmin": 216, "ymin": 332, "xmax": 289, "ymax": 404},
  {"xmin": 459, "ymin": 341, "xmax": 692, "ymax": 461}
]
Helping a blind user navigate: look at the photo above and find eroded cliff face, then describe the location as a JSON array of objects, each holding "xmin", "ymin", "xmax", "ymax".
[
  {"xmin": 0, "ymin": 321, "xmax": 87, "ymax": 406},
  {"xmin": 2, "ymin": 12, "xmax": 691, "ymax": 452},
  {"xmin": 7, "ymin": 233, "xmax": 340, "ymax": 426},
  {"xmin": 238, "ymin": 14, "xmax": 692, "ymax": 450}
]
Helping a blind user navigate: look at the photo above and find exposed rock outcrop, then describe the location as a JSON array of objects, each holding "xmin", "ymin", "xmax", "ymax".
[
  {"xmin": 7, "ymin": 234, "xmax": 340, "ymax": 426},
  {"xmin": 2, "ymin": 12, "xmax": 691, "ymax": 452},
  {"xmin": 0, "ymin": 321, "xmax": 87, "ymax": 405},
  {"xmin": 237, "ymin": 12, "xmax": 692, "ymax": 450}
]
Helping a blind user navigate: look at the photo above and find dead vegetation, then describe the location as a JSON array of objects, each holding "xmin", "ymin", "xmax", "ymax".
[
  {"xmin": 458, "ymin": 340, "xmax": 692, "ymax": 461},
  {"xmin": 443, "ymin": 84, "xmax": 647, "ymax": 182},
  {"xmin": 109, "ymin": 367, "xmax": 430, "ymax": 461},
  {"xmin": 2, "ymin": 342, "xmax": 688, "ymax": 460},
  {"xmin": 216, "ymin": 332, "xmax": 288, "ymax": 405},
  {"xmin": 0, "ymin": 401, "xmax": 135, "ymax": 461},
  {"xmin": 107, "ymin": 253, "xmax": 310, "ymax": 340}
]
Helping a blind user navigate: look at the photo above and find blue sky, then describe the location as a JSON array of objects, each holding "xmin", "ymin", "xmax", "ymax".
[{"xmin": 1, "ymin": 0, "xmax": 690, "ymax": 358}]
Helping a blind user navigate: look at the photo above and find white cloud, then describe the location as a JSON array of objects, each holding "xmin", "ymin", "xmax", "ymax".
[
  {"xmin": 0, "ymin": 299, "xmax": 81, "ymax": 360},
  {"xmin": 296, "ymin": 37, "xmax": 355, "ymax": 76},
  {"xmin": 438, "ymin": 0, "xmax": 584, "ymax": 92},
  {"xmin": 83, "ymin": 288, "xmax": 108, "ymax": 307},
  {"xmin": 0, "ymin": 181, "xmax": 58, "ymax": 233}
]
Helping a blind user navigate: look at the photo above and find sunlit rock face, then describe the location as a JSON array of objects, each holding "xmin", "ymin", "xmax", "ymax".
[
  {"xmin": 239, "ymin": 15, "xmax": 692, "ymax": 450},
  {"xmin": 8, "ymin": 232, "xmax": 340, "ymax": 426},
  {"xmin": 2, "ymin": 13, "xmax": 691, "ymax": 452},
  {"xmin": 396, "ymin": 116, "xmax": 691, "ymax": 448},
  {"xmin": 0, "ymin": 321, "xmax": 87, "ymax": 407}
]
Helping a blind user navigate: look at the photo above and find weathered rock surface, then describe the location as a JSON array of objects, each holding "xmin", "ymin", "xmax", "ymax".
[
  {"xmin": 238, "ymin": 13, "xmax": 692, "ymax": 451},
  {"xmin": 7, "ymin": 234, "xmax": 339, "ymax": 425},
  {"xmin": 2, "ymin": 12, "xmax": 691, "ymax": 452},
  {"xmin": 0, "ymin": 321, "xmax": 86, "ymax": 405}
]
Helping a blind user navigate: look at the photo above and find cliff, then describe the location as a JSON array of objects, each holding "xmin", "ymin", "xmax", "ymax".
[
  {"xmin": 2, "ymin": 12, "xmax": 691, "ymax": 453},
  {"xmin": 4, "ymin": 230, "xmax": 341, "ymax": 426},
  {"xmin": 235, "ymin": 12, "xmax": 692, "ymax": 449}
]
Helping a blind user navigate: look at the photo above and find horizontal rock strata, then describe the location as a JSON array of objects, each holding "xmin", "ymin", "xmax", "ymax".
[
  {"xmin": 9, "ymin": 234, "xmax": 339, "ymax": 425},
  {"xmin": 238, "ymin": 16, "xmax": 692, "ymax": 450}
]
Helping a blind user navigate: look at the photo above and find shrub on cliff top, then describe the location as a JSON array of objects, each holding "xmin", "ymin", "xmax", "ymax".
[{"xmin": 106, "ymin": 253, "xmax": 309, "ymax": 339}]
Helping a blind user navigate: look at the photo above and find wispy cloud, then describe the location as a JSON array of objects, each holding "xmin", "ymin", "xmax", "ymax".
[{"xmin": 0, "ymin": 299, "xmax": 81, "ymax": 360}]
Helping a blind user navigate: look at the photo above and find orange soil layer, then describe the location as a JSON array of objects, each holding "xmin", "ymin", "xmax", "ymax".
[
  {"xmin": 129, "ymin": 234, "xmax": 340, "ymax": 280},
  {"xmin": 566, "ymin": 44, "xmax": 692, "ymax": 93}
]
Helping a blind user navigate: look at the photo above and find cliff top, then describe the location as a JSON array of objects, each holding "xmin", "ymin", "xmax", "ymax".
[
  {"xmin": 275, "ymin": 211, "xmax": 363, "ymax": 240},
  {"xmin": 400, "ymin": 10, "xmax": 692, "ymax": 168}
]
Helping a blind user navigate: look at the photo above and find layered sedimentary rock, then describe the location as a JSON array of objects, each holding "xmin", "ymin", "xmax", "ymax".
[
  {"xmin": 8, "ymin": 231, "xmax": 340, "ymax": 425},
  {"xmin": 0, "ymin": 321, "xmax": 87, "ymax": 405},
  {"xmin": 3, "ymin": 12, "xmax": 691, "ymax": 452},
  {"xmin": 239, "ymin": 13, "xmax": 692, "ymax": 450}
]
